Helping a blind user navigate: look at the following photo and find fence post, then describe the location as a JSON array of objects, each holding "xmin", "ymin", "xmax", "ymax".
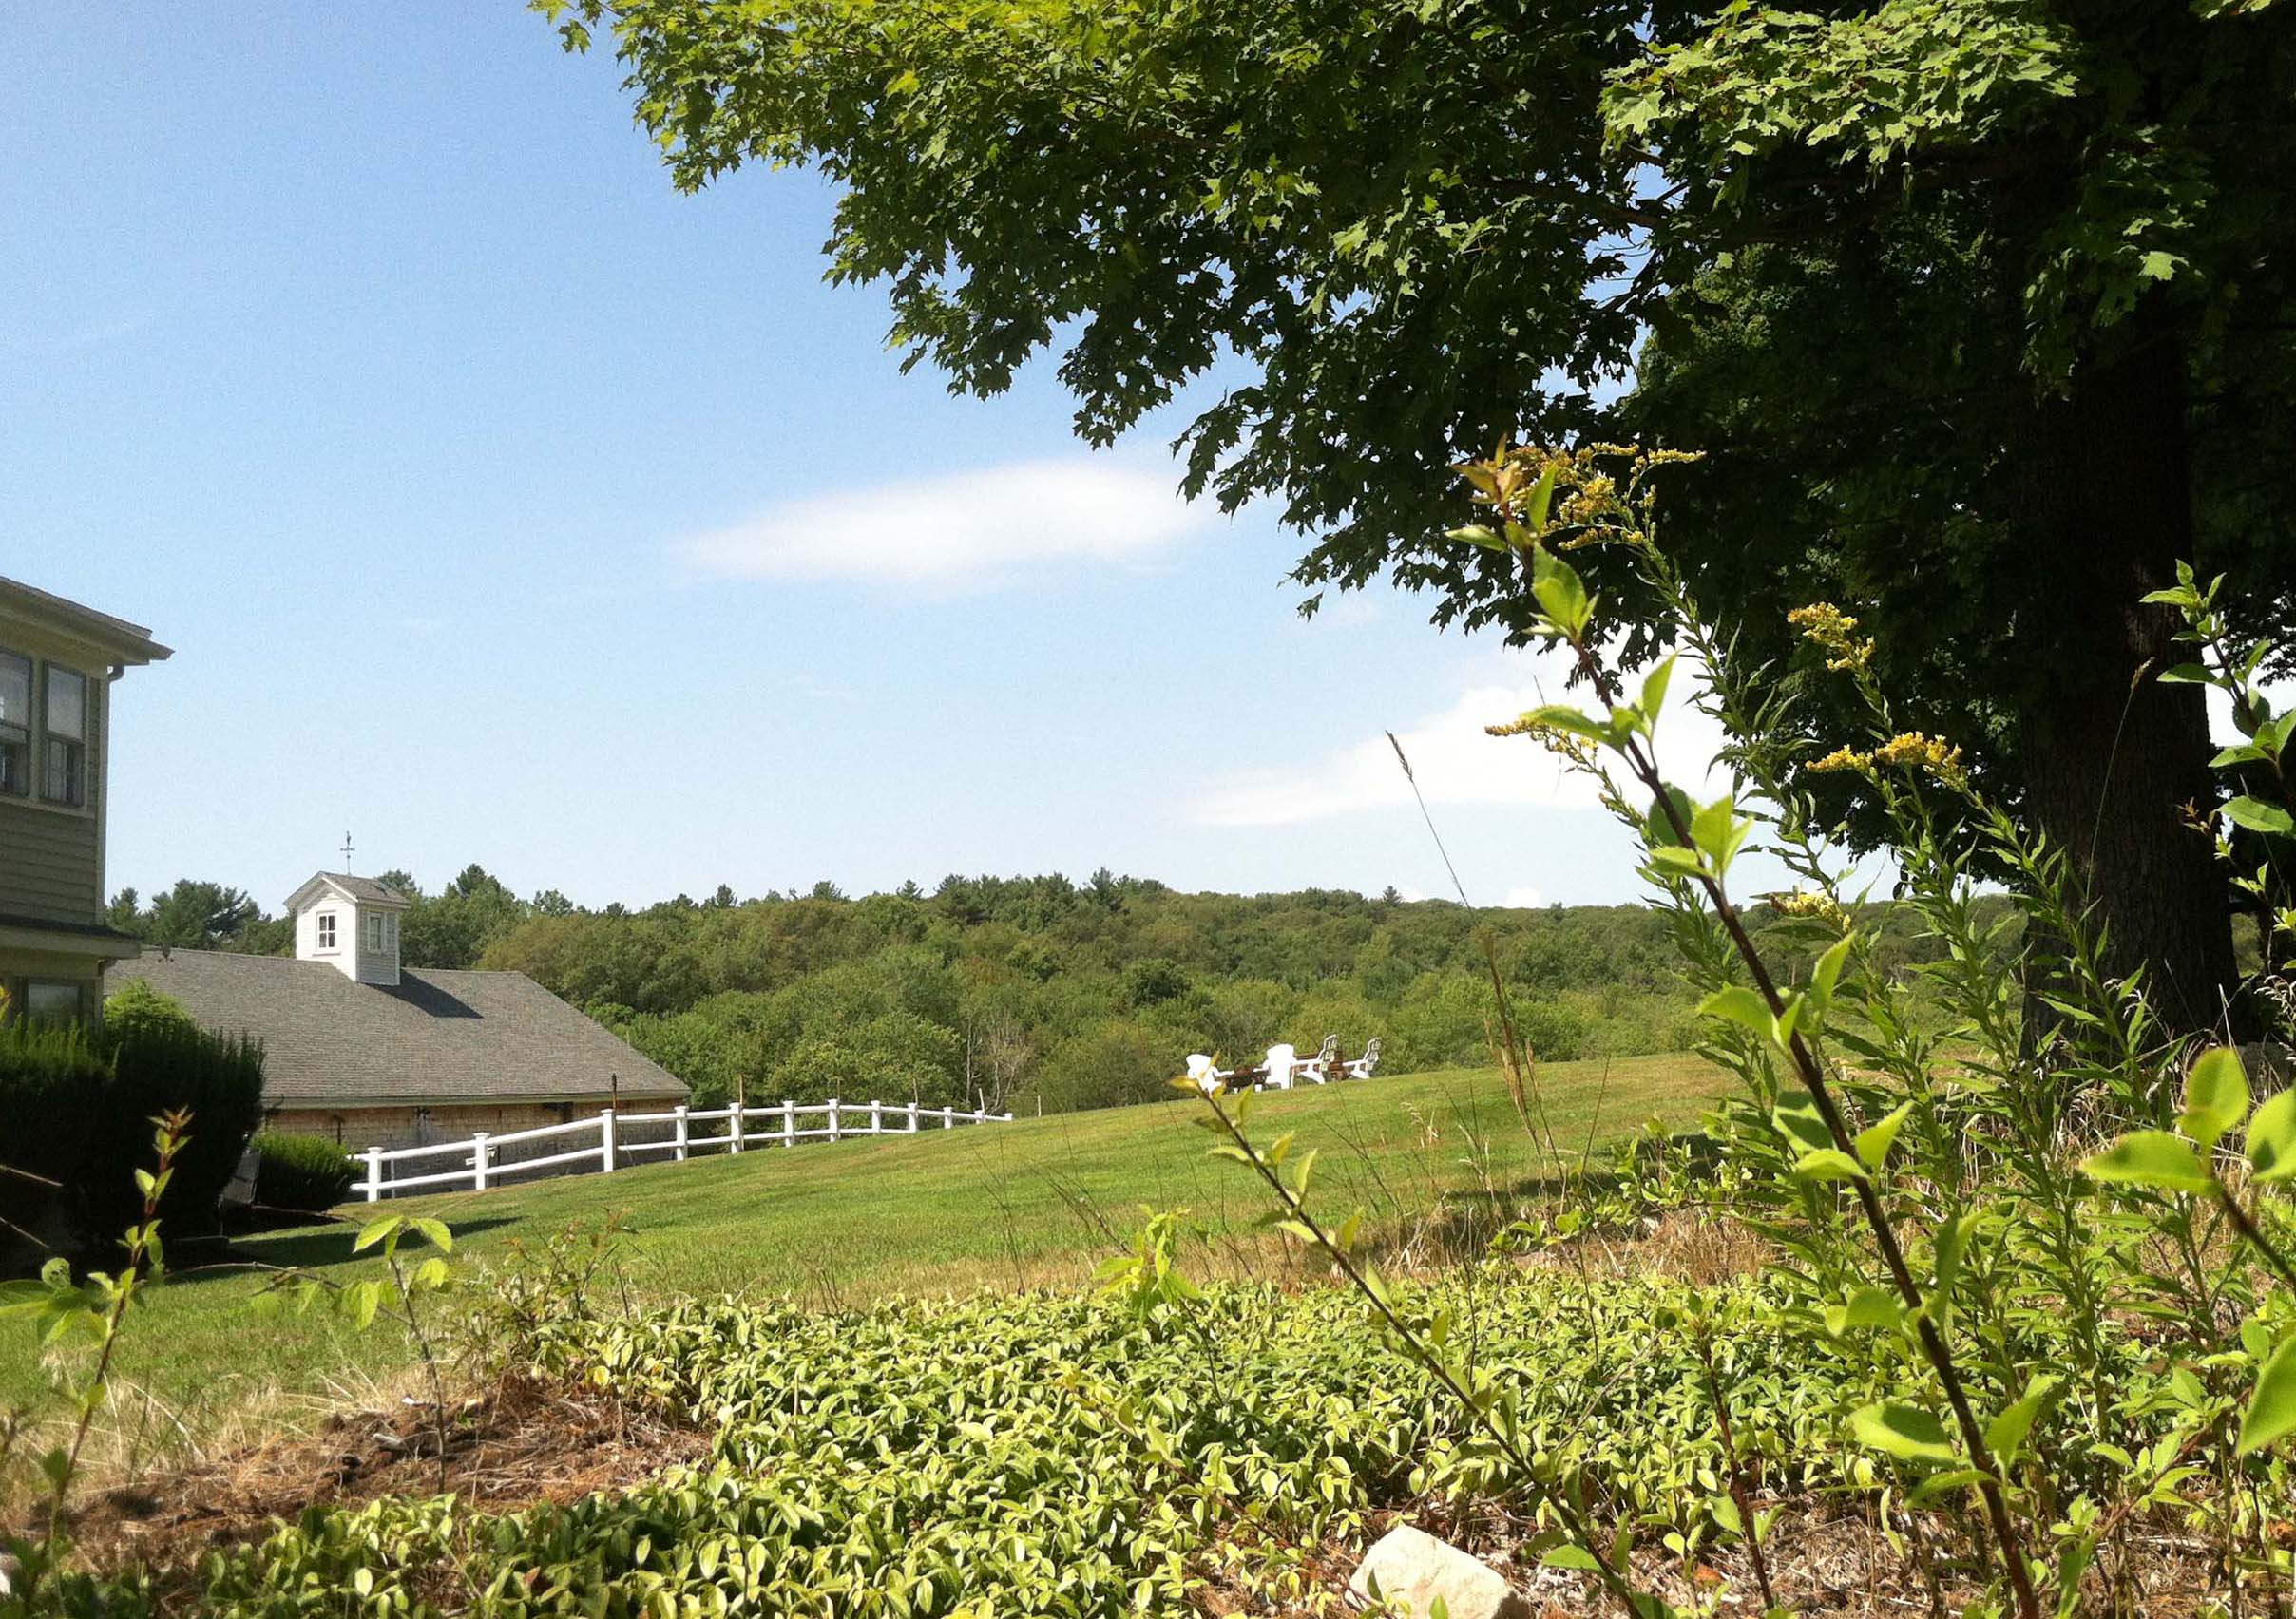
[
  {"xmin": 942, "ymin": 1107, "xmax": 953, "ymax": 1129},
  {"xmin": 974, "ymin": 1106, "xmax": 985, "ymax": 1125},
  {"xmin": 907, "ymin": 1101, "xmax": 919, "ymax": 1133},
  {"xmin": 828, "ymin": 1098, "xmax": 841, "ymax": 1142},
  {"xmin": 673, "ymin": 1104, "xmax": 689, "ymax": 1162},
  {"xmin": 600, "ymin": 1107, "xmax": 618, "ymax": 1172},
  {"xmin": 783, "ymin": 1102, "xmax": 796, "ymax": 1148},
  {"xmin": 471, "ymin": 1133, "xmax": 490, "ymax": 1192},
  {"xmin": 363, "ymin": 1145, "xmax": 382, "ymax": 1203},
  {"xmin": 868, "ymin": 1100, "xmax": 882, "ymax": 1135}
]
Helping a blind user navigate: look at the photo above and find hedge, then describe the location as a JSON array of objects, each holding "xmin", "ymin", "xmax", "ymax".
[
  {"xmin": 0, "ymin": 1013, "xmax": 266, "ymax": 1263},
  {"xmin": 253, "ymin": 1131, "xmax": 357, "ymax": 1213}
]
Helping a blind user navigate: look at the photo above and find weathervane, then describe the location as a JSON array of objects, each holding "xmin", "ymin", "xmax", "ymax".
[{"xmin": 339, "ymin": 830, "xmax": 355, "ymax": 871}]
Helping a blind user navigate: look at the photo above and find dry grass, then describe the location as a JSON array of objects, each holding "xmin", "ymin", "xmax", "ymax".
[{"xmin": 40, "ymin": 1372, "xmax": 708, "ymax": 1601}]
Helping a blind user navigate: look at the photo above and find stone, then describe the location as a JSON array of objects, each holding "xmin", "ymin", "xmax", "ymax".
[{"xmin": 1348, "ymin": 1525, "xmax": 1531, "ymax": 1619}]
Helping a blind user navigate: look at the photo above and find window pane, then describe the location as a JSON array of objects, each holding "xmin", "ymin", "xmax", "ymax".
[
  {"xmin": 43, "ymin": 736, "xmax": 83, "ymax": 806},
  {"xmin": 26, "ymin": 981, "xmax": 83, "ymax": 1023},
  {"xmin": 45, "ymin": 667, "xmax": 86, "ymax": 741},
  {"xmin": 0, "ymin": 651, "xmax": 28, "ymax": 731}
]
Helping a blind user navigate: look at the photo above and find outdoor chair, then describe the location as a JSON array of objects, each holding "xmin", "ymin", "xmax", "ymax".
[{"xmin": 1341, "ymin": 1038, "xmax": 1382, "ymax": 1080}]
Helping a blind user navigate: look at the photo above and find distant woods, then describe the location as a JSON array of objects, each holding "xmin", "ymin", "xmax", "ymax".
[{"xmin": 105, "ymin": 867, "xmax": 1976, "ymax": 1116}]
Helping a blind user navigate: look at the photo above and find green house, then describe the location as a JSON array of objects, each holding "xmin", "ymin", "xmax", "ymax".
[{"xmin": 0, "ymin": 575, "xmax": 170, "ymax": 1021}]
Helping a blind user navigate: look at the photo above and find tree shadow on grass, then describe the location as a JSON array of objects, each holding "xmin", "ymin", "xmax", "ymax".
[{"xmin": 163, "ymin": 1217, "xmax": 520, "ymax": 1286}]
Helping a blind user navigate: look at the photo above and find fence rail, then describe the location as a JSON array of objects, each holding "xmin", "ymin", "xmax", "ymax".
[{"xmin": 356, "ymin": 1099, "xmax": 1014, "ymax": 1202}]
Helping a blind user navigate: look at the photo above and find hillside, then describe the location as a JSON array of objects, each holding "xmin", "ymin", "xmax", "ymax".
[
  {"xmin": 110, "ymin": 867, "xmax": 1965, "ymax": 1118},
  {"xmin": 0, "ymin": 1055, "xmax": 1721, "ymax": 1434}
]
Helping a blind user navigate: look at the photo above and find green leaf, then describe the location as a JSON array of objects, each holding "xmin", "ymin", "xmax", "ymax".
[
  {"xmin": 1521, "ymin": 464, "xmax": 1559, "ymax": 534},
  {"xmin": 1508, "ymin": 703, "xmax": 1609, "ymax": 742},
  {"xmin": 1808, "ymin": 934, "xmax": 1853, "ymax": 1014},
  {"xmin": 411, "ymin": 1217, "xmax": 454, "ymax": 1254},
  {"xmin": 1849, "ymin": 1402, "xmax": 1958, "ymax": 1465},
  {"xmin": 2083, "ymin": 1131, "xmax": 2212, "ymax": 1193},
  {"xmin": 1983, "ymin": 1374, "xmax": 2062, "ymax": 1461},
  {"xmin": 2237, "ymin": 1334, "xmax": 2296, "ymax": 1455},
  {"xmin": 2224, "ymin": 796, "xmax": 2295, "ymax": 836},
  {"xmin": 1540, "ymin": 1545, "xmax": 1601, "ymax": 1571},
  {"xmin": 1825, "ymin": 1286, "xmax": 1904, "ymax": 1336},
  {"xmin": 2247, "ymin": 1089, "xmax": 2296, "ymax": 1183},
  {"xmin": 1854, "ymin": 1101, "xmax": 1913, "ymax": 1171},
  {"xmin": 2156, "ymin": 662, "xmax": 2214, "ymax": 685},
  {"xmin": 353, "ymin": 1217, "xmax": 399, "ymax": 1254},
  {"xmin": 1701, "ymin": 984, "xmax": 1774, "ymax": 1040},
  {"xmin": 1530, "ymin": 545, "xmax": 1593, "ymax": 639},
  {"xmin": 1645, "ymin": 845, "xmax": 1709, "ymax": 878},
  {"xmin": 1638, "ymin": 656, "xmax": 1676, "ymax": 729},
  {"xmin": 1793, "ymin": 1148, "xmax": 1868, "ymax": 1183},
  {"xmin": 2180, "ymin": 1047, "xmax": 2250, "ymax": 1150},
  {"xmin": 1690, "ymin": 795, "xmax": 1750, "ymax": 876},
  {"xmin": 1771, "ymin": 1091, "xmax": 1833, "ymax": 1156},
  {"xmin": 1447, "ymin": 524, "xmax": 1508, "ymax": 551}
]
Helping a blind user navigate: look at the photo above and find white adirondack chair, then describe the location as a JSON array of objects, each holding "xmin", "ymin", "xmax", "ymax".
[
  {"xmin": 1295, "ymin": 1034, "xmax": 1341, "ymax": 1085},
  {"xmin": 1185, "ymin": 1053, "xmax": 1226, "ymax": 1093},
  {"xmin": 1341, "ymin": 1038, "xmax": 1383, "ymax": 1081},
  {"xmin": 1262, "ymin": 1043, "xmax": 1300, "ymax": 1090}
]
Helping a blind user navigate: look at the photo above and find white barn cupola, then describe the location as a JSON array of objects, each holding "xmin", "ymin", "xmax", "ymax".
[{"xmin": 287, "ymin": 872, "xmax": 412, "ymax": 987}]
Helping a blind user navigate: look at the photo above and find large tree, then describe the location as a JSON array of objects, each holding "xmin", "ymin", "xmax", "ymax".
[{"xmin": 544, "ymin": 0, "xmax": 2296, "ymax": 1022}]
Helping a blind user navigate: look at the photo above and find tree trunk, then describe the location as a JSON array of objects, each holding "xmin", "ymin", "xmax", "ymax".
[{"xmin": 2009, "ymin": 311, "xmax": 2238, "ymax": 1036}]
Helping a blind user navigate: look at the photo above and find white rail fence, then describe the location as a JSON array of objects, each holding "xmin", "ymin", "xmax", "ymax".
[{"xmin": 357, "ymin": 1099, "xmax": 1014, "ymax": 1202}]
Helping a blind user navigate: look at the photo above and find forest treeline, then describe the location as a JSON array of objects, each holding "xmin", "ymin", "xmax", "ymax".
[{"xmin": 105, "ymin": 867, "xmax": 1964, "ymax": 1114}]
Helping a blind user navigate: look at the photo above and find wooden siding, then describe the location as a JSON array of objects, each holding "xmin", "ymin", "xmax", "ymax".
[{"xmin": 0, "ymin": 801, "xmax": 102, "ymax": 924}]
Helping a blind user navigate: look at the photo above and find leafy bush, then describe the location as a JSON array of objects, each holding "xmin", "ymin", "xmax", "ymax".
[
  {"xmin": 253, "ymin": 1131, "xmax": 356, "ymax": 1212},
  {"xmin": 0, "ymin": 1011, "xmax": 264, "ymax": 1260},
  {"xmin": 101, "ymin": 977, "xmax": 199, "ymax": 1040}
]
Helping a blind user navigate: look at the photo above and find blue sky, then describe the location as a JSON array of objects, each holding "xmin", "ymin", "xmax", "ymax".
[{"xmin": 1, "ymin": 4, "xmax": 1709, "ymax": 914}]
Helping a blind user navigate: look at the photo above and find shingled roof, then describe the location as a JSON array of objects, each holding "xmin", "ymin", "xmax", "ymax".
[{"xmin": 112, "ymin": 950, "xmax": 686, "ymax": 1110}]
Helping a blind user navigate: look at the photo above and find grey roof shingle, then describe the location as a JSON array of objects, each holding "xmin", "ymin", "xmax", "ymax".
[
  {"xmin": 110, "ymin": 951, "xmax": 687, "ymax": 1110},
  {"xmin": 300, "ymin": 873, "xmax": 411, "ymax": 906}
]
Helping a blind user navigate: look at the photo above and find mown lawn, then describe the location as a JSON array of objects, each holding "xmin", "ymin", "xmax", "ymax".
[{"xmin": 1, "ymin": 1055, "xmax": 1721, "ymax": 1438}]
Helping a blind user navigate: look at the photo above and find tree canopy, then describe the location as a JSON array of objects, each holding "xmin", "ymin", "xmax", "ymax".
[{"xmin": 543, "ymin": 0, "xmax": 2296, "ymax": 1023}]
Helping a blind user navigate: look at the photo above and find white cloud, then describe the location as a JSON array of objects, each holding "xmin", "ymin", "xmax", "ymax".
[
  {"xmin": 1191, "ymin": 649, "xmax": 1729, "ymax": 829},
  {"xmin": 1502, "ymin": 886, "xmax": 1547, "ymax": 909},
  {"xmin": 677, "ymin": 456, "xmax": 1215, "ymax": 587}
]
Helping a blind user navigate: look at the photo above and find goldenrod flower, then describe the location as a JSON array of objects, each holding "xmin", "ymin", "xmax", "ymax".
[
  {"xmin": 1808, "ymin": 746, "xmax": 1870, "ymax": 774},
  {"xmin": 1787, "ymin": 601, "xmax": 1876, "ymax": 671},
  {"xmin": 1773, "ymin": 889, "xmax": 1847, "ymax": 927},
  {"xmin": 1873, "ymin": 731, "xmax": 1967, "ymax": 787}
]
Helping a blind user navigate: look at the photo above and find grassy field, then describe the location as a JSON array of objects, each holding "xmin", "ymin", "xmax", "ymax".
[{"xmin": 1, "ymin": 1055, "xmax": 1721, "ymax": 1442}]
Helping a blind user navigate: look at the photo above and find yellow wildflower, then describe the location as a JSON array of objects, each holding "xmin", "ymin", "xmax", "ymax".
[
  {"xmin": 1872, "ymin": 732, "xmax": 1968, "ymax": 787},
  {"xmin": 1787, "ymin": 601, "xmax": 1876, "ymax": 672},
  {"xmin": 1773, "ymin": 889, "xmax": 1847, "ymax": 927},
  {"xmin": 1808, "ymin": 746, "xmax": 1870, "ymax": 774}
]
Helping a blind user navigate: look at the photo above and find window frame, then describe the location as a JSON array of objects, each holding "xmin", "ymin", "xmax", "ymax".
[
  {"xmin": 364, "ymin": 911, "xmax": 384, "ymax": 953},
  {"xmin": 315, "ymin": 911, "xmax": 338, "ymax": 952},
  {"xmin": 24, "ymin": 981, "xmax": 86, "ymax": 1024},
  {"xmin": 0, "ymin": 647, "xmax": 29, "ymax": 799},
  {"xmin": 38, "ymin": 663, "xmax": 88, "ymax": 810}
]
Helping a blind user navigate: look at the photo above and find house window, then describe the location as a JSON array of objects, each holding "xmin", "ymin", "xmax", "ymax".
[
  {"xmin": 315, "ymin": 911, "xmax": 337, "ymax": 950},
  {"xmin": 41, "ymin": 666, "xmax": 86, "ymax": 808},
  {"xmin": 412, "ymin": 1108, "xmax": 433, "ymax": 1146},
  {"xmin": 0, "ymin": 651, "xmax": 28, "ymax": 797},
  {"xmin": 25, "ymin": 981, "xmax": 84, "ymax": 1024},
  {"xmin": 365, "ymin": 912, "xmax": 384, "ymax": 952}
]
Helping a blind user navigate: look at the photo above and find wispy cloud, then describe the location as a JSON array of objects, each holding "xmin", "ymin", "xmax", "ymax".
[
  {"xmin": 1190, "ymin": 654, "xmax": 1728, "ymax": 829},
  {"xmin": 678, "ymin": 456, "xmax": 1215, "ymax": 588}
]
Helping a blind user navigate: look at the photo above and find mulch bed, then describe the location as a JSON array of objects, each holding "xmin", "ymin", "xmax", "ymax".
[{"xmin": 50, "ymin": 1374, "xmax": 709, "ymax": 1585}]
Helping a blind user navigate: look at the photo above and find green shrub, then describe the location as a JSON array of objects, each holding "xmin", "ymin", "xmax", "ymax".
[
  {"xmin": 0, "ymin": 1021, "xmax": 113, "ymax": 1266},
  {"xmin": 101, "ymin": 977, "xmax": 199, "ymax": 1041},
  {"xmin": 0, "ymin": 1012, "xmax": 265, "ymax": 1262},
  {"xmin": 253, "ymin": 1131, "xmax": 356, "ymax": 1213}
]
